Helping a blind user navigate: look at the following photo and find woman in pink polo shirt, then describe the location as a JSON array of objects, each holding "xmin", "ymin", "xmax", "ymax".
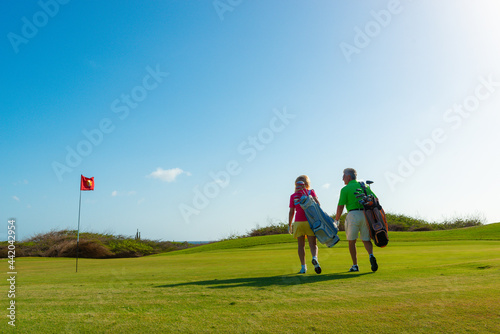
[{"xmin": 288, "ymin": 175, "xmax": 322, "ymax": 274}]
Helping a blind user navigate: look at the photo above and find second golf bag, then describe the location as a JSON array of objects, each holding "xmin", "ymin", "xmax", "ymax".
[
  {"xmin": 358, "ymin": 182, "xmax": 389, "ymax": 248},
  {"xmin": 298, "ymin": 190, "xmax": 340, "ymax": 247}
]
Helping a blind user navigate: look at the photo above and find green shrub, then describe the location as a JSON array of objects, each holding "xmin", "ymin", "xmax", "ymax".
[
  {"xmin": 0, "ymin": 229, "xmax": 196, "ymax": 259},
  {"xmin": 428, "ymin": 214, "xmax": 485, "ymax": 230},
  {"xmin": 384, "ymin": 213, "xmax": 429, "ymax": 231},
  {"xmin": 247, "ymin": 221, "xmax": 289, "ymax": 237},
  {"xmin": 243, "ymin": 212, "xmax": 485, "ymax": 236},
  {"xmin": 44, "ymin": 239, "xmax": 113, "ymax": 258},
  {"xmin": 385, "ymin": 213, "xmax": 484, "ymax": 231},
  {"xmin": 108, "ymin": 239, "xmax": 155, "ymax": 257}
]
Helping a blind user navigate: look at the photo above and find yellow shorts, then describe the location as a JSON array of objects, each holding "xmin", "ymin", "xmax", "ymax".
[{"xmin": 292, "ymin": 221, "xmax": 315, "ymax": 238}]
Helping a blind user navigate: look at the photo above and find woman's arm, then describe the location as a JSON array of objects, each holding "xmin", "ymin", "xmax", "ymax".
[{"xmin": 288, "ymin": 208, "xmax": 295, "ymax": 234}]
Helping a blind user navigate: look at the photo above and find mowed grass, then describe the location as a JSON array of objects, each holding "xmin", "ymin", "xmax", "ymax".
[{"xmin": 2, "ymin": 224, "xmax": 499, "ymax": 333}]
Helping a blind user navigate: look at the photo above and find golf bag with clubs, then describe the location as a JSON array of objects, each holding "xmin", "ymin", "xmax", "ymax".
[
  {"xmin": 356, "ymin": 181, "xmax": 389, "ymax": 248},
  {"xmin": 297, "ymin": 189, "xmax": 340, "ymax": 247}
]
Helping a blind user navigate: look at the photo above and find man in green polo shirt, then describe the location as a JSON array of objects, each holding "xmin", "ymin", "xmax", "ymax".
[{"xmin": 335, "ymin": 168, "xmax": 378, "ymax": 272}]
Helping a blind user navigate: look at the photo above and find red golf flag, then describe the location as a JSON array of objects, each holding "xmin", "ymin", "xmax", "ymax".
[{"xmin": 80, "ymin": 175, "xmax": 94, "ymax": 191}]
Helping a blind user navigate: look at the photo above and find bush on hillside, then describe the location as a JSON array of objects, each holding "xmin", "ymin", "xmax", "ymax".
[
  {"xmin": 385, "ymin": 213, "xmax": 484, "ymax": 231},
  {"xmin": 242, "ymin": 212, "xmax": 485, "ymax": 237},
  {"xmin": 427, "ymin": 214, "xmax": 485, "ymax": 230},
  {"xmin": 108, "ymin": 239, "xmax": 155, "ymax": 257},
  {"xmin": 44, "ymin": 240, "xmax": 113, "ymax": 258},
  {"xmin": 384, "ymin": 213, "xmax": 430, "ymax": 231},
  {"xmin": 337, "ymin": 212, "xmax": 483, "ymax": 232},
  {"xmin": 0, "ymin": 229, "xmax": 196, "ymax": 258},
  {"xmin": 247, "ymin": 221, "xmax": 289, "ymax": 237}
]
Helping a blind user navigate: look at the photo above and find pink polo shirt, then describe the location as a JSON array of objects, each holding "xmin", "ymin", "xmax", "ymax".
[{"xmin": 289, "ymin": 189, "xmax": 317, "ymax": 222}]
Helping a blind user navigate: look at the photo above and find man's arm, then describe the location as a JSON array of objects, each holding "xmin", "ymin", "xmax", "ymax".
[{"xmin": 335, "ymin": 205, "xmax": 344, "ymax": 221}]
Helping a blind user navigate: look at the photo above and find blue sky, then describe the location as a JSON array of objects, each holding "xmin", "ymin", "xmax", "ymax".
[{"xmin": 2, "ymin": 0, "xmax": 500, "ymax": 242}]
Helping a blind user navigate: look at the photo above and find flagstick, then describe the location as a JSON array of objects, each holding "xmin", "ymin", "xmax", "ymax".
[{"xmin": 76, "ymin": 190, "xmax": 82, "ymax": 273}]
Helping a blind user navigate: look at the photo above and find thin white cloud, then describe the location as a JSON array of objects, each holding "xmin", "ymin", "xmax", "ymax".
[
  {"xmin": 13, "ymin": 179, "xmax": 28, "ymax": 186},
  {"xmin": 112, "ymin": 190, "xmax": 136, "ymax": 197},
  {"xmin": 322, "ymin": 183, "xmax": 331, "ymax": 189},
  {"xmin": 147, "ymin": 167, "xmax": 191, "ymax": 182},
  {"xmin": 13, "ymin": 196, "xmax": 20, "ymax": 201}
]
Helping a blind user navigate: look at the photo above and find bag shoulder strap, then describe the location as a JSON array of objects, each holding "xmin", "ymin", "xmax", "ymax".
[{"xmin": 300, "ymin": 189, "xmax": 312, "ymax": 196}]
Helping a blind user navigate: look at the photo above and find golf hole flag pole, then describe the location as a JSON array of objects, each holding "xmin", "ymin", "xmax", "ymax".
[{"xmin": 76, "ymin": 175, "xmax": 94, "ymax": 272}]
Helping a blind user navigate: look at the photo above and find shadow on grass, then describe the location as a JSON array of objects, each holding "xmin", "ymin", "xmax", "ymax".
[{"xmin": 156, "ymin": 272, "xmax": 372, "ymax": 289}]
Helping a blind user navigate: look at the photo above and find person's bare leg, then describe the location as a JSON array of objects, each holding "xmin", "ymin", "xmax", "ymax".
[
  {"xmin": 307, "ymin": 236, "xmax": 318, "ymax": 258},
  {"xmin": 297, "ymin": 236, "xmax": 306, "ymax": 265},
  {"xmin": 362, "ymin": 240, "xmax": 373, "ymax": 255},
  {"xmin": 308, "ymin": 236, "xmax": 321, "ymax": 274},
  {"xmin": 348, "ymin": 240, "xmax": 357, "ymax": 265}
]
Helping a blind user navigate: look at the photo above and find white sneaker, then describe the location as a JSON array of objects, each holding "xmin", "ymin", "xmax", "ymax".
[
  {"xmin": 312, "ymin": 258, "xmax": 322, "ymax": 274},
  {"xmin": 349, "ymin": 265, "xmax": 359, "ymax": 272}
]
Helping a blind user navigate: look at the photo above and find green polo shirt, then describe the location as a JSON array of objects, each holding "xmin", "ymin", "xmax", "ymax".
[{"xmin": 338, "ymin": 180, "xmax": 377, "ymax": 211}]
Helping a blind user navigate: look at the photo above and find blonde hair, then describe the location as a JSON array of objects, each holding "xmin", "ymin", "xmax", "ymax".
[{"xmin": 295, "ymin": 175, "xmax": 311, "ymax": 189}]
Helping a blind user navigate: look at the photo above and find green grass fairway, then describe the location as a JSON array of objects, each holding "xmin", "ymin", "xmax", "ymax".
[{"xmin": 2, "ymin": 224, "xmax": 500, "ymax": 333}]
